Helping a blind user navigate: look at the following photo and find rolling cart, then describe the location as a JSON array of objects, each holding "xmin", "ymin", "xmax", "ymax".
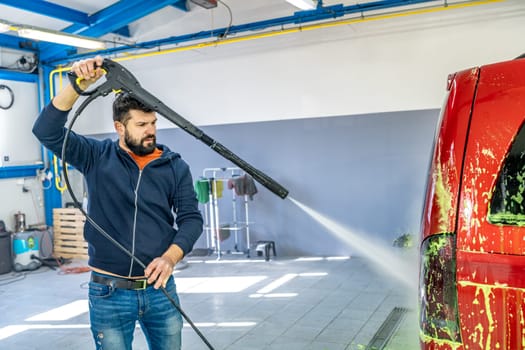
[{"xmin": 200, "ymin": 167, "xmax": 254, "ymax": 259}]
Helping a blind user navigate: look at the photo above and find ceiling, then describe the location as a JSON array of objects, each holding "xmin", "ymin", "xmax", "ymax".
[{"xmin": 0, "ymin": 0, "xmax": 510, "ymax": 70}]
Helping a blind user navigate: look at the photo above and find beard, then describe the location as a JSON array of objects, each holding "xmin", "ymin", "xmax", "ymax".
[{"xmin": 124, "ymin": 130, "xmax": 156, "ymax": 156}]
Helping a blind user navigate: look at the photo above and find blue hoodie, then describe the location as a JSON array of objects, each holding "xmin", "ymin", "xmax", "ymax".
[{"xmin": 33, "ymin": 102, "xmax": 203, "ymax": 277}]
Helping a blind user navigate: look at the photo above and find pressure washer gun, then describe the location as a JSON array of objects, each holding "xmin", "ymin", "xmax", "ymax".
[{"xmin": 68, "ymin": 58, "xmax": 289, "ymax": 199}]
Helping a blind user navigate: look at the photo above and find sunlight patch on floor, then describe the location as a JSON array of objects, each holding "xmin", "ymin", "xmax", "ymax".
[
  {"xmin": 25, "ymin": 300, "xmax": 88, "ymax": 322},
  {"xmin": 177, "ymin": 276, "xmax": 267, "ymax": 293}
]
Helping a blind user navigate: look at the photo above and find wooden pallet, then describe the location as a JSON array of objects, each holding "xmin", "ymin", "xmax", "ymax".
[{"xmin": 53, "ymin": 208, "xmax": 88, "ymax": 260}]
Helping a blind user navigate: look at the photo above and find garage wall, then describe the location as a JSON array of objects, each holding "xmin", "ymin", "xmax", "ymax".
[
  {"xmin": 0, "ymin": 79, "xmax": 40, "ymax": 165},
  {"xmin": 174, "ymin": 109, "xmax": 439, "ymax": 256},
  {"xmin": 0, "ymin": 78, "xmax": 43, "ymax": 231},
  {"xmin": 93, "ymin": 108, "xmax": 438, "ymax": 256}
]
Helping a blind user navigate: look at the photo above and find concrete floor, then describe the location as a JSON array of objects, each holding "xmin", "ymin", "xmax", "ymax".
[{"xmin": 0, "ymin": 252, "xmax": 419, "ymax": 350}]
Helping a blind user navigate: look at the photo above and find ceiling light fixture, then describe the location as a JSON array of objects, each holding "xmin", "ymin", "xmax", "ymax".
[
  {"xmin": 0, "ymin": 22, "xmax": 11, "ymax": 33},
  {"xmin": 0, "ymin": 19, "xmax": 106, "ymax": 50},
  {"xmin": 285, "ymin": 0, "xmax": 316, "ymax": 10},
  {"xmin": 17, "ymin": 28, "xmax": 106, "ymax": 50}
]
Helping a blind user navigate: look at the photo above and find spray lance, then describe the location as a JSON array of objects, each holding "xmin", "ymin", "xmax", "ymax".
[
  {"xmin": 62, "ymin": 58, "xmax": 289, "ymax": 350},
  {"xmin": 68, "ymin": 58, "xmax": 289, "ymax": 199}
]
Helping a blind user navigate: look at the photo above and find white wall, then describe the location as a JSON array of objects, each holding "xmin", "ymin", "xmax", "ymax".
[
  {"xmin": 0, "ymin": 77, "xmax": 44, "ymax": 230},
  {"xmin": 0, "ymin": 177, "xmax": 45, "ymax": 231},
  {"xmin": 71, "ymin": 0, "xmax": 525, "ymax": 134},
  {"xmin": 0, "ymin": 79, "xmax": 40, "ymax": 165}
]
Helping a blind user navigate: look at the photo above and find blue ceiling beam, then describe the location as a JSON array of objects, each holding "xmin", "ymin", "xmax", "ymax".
[
  {"xmin": 171, "ymin": 0, "xmax": 189, "ymax": 12},
  {"xmin": 113, "ymin": 26, "xmax": 131, "ymax": 38},
  {"xmin": 0, "ymin": 0, "xmax": 90, "ymax": 25},
  {"xmin": 292, "ymin": 0, "xmax": 437, "ymax": 24},
  {"xmin": 45, "ymin": 0, "xmax": 437, "ymax": 65},
  {"xmin": 0, "ymin": 0, "xmax": 180, "ymax": 59},
  {"xmin": 33, "ymin": 1, "xmax": 150, "ymax": 60},
  {"xmin": 0, "ymin": 69, "xmax": 38, "ymax": 82},
  {"xmin": 40, "ymin": 0, "xmax": 185, "ymax": 63},
  {"xmin": 0, "ymin": 33, "xmax": 38, "ymax": 52},
  {"xmin": 84, "ymin": 0, "xmax": 185, "ymax": 36}
]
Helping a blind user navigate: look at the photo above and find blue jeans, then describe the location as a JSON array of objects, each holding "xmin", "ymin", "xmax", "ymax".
[{"xmin": 88, "ymin": 272, "xmax": 183, "ymax": 350}]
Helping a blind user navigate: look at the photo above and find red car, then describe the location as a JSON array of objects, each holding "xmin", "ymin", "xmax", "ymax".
[{"xmin": 420, "ymin": 55, "xmax": 525, "ymax": 350}]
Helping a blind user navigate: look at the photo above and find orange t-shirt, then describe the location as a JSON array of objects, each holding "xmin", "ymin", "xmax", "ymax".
[{"xmin": 128, "ymin": 148, "xmax": 163, "ymax": 170}]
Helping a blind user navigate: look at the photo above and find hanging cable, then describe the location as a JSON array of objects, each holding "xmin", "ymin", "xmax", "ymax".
[
  {"xmin": 0, "ymin": 84, "xmax": 14, "ymax": 110},
  {"xmin": 217, "ymin": 0, "xmax": 233, "ymax": 39}
]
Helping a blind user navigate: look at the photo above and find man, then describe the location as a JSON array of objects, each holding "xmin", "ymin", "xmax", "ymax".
[{"xmin": 33, "ymin": 56, "xmax": 203, "ymax": 350}]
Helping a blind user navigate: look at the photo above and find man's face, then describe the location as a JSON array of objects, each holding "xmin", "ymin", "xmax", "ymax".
[{"xmin": 119, "ymin": 109, "xmax": 158, "ymax": 156}]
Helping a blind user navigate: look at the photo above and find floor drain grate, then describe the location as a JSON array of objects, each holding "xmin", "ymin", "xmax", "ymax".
[{"xmin": 365, "ymin": 307, "xmax": 409, "ymax": 350}]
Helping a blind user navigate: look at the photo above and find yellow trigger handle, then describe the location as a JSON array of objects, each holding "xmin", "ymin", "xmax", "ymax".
[{"xmin": 67, "ymin": 68, "xmax": 108, "ymax": 96}]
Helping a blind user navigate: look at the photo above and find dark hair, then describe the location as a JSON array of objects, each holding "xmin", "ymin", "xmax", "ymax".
[{"xmin": 112, "ymin": 93, "xmax": 154, "ymax": 124}]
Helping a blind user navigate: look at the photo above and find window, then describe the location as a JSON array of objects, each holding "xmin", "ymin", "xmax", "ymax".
[{"xmin": 489, "ymin": 123, "xmax": 525, "ymax": 226}]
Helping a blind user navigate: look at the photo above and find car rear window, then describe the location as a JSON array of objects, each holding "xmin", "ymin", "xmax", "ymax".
[{"xmin": 489, "ymin": 123, "xmax": 525, "ymax": 225}]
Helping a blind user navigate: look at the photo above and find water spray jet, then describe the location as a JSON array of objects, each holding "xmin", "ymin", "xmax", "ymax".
[{"xmin": 288, "ymin": 196, "xmax": 418, "ymax": 290}]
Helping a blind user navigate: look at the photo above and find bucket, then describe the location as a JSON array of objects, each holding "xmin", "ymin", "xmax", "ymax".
[
  {"xmin": 12, "ymin": 232, "xmax": 41, "ymax": 272},
  {"xmin": 0, "ymin": 231, "xmax": 12, "ymax": 274}
]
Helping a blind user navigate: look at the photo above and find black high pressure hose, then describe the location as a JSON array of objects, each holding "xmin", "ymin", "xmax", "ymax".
[{"xmin": 61, "ymin": 77, "xmax": 216, "ymax": 350}]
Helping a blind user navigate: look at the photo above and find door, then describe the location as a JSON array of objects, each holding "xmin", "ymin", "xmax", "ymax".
[{"xmin": 456, "ymin": 57, "xmax": 525, "ymax": 350}]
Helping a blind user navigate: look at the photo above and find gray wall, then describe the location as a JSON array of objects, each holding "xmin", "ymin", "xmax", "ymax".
[{"xmin": 94, "ymin": 108, "xmax": 439, "ymax": 257}]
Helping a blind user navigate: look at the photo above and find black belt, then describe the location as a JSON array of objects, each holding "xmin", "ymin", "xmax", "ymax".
[{"xmin": 91, "ymin": 273, "xmax": 148, "ymax": 290}]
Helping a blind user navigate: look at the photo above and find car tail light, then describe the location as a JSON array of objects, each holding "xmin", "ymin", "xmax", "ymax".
[{"xmin": 419, "ymin": 233, "xmax": 461, "ymax": 343}]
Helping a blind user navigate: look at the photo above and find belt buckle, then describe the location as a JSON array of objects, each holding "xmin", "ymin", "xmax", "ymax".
[{"xmin": 134, "ymin": 279, "xmax": 147, "ymax": 290}]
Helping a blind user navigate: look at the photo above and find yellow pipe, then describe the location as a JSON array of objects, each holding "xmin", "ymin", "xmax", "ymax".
[
  {"xmin": 47, "ymin": 65, "xmax": 68, "ymax": 192},
  {"xmin": 53, "ymin": 155, "xmax": 67, "ymax": 193}
]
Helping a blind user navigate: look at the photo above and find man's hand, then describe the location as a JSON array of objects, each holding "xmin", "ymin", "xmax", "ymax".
[
  {"xmin": 144, "ymin": 256, "xmax": 175, "ymax": 289},
  {"xmin": 70, "ymin": 55, "xmax": 105, "ymax": 91},
  {"xmin": 144, "ymin": 244, "xmax": 184, "ymax": 289},
  {"xmin": 52, "ymin": 55, "xmax": 105, "ymax": 111}
]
